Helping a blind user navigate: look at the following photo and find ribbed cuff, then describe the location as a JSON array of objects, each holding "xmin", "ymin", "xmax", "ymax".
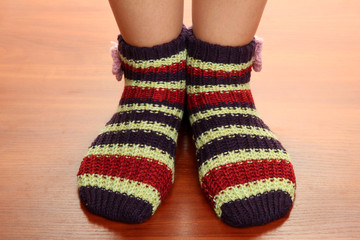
[
  {"xmin": 187, "ymin": 27, "xmax": 256, "ymax": 64},
  {"xmin": 117, "ymin": 25, "xmax": 188, "ymax": 60}
]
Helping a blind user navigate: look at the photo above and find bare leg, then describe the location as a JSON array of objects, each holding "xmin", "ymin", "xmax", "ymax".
[
  {"xmin": 109, "ymin": 0, "xmax": 184, "ymax": 47},
  {"xmin": 192, "ymin": 0, "xmax": 267, "ymax": 46}
]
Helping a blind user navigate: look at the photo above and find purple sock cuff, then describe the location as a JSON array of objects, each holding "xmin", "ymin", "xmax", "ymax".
[
  {"xmin": 117, "ymin": 25, "xmax": 188, "ymax": 61},
  {"xmin": 186, "ymin": 27, "xmax": 256, "ymax": 64}
]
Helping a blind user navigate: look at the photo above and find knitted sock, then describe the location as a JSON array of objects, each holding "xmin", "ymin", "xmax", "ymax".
[
  {"xmin": 186, "ymin": 29, "xmax": 296, "ymax": 227},
  {"xmin": 77, "ymin": 26, "xmax": 188, "ymax": 223}
]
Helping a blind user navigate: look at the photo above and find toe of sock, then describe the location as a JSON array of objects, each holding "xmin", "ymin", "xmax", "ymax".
[
  {"xmin": 79, "ymin": 186, "xmax": 153, "ymax": 223},
  {"xmin": 220, "ymin": 190, "xmax": 293, "ymax": 227}
]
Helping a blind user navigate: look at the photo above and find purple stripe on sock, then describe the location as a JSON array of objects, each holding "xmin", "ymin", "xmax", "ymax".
[
  {"xmin": 79, "ymin": 186, "xmax": 153, "ymax": 223},
  {"xmin": 118, "ymin": 25, "xmax": 188, "ymax": 61},
  {"xmin": 196, "ymin": 136, "xmax": 286, "ymax": 167},
  {"xmin": 188, "ymin": 102, "xmax": 256, "ymax": 115},
  {"xmin": 186, "ymin": 71, "xmax": 251, "ymax": 86},
  {"xmin": 90, "ymin": 130, "xmax": 177, "ymax": 158},
  {"xmin": 123, "ymin": 68, "xmax": 186, "ymax": 83},
  {"xmin": 191, "ymin": 114, "xmax": 270, "ymax": 140},
  {"xmin": 119, "ymin": 97, "xmax": 184, "ymax": 111},
  {"xmin": 187, "ymin": 28, "xmax": 256, "ymax": 65},
  {"xmin": 106, "ymin": 110, "xmax": 181, "ymax": 129},
  {"xmin": 220, "ymin": 190, "xmax": 293, "ymax": 227}
]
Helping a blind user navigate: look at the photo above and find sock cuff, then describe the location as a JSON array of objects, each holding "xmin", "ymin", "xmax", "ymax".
[
  {"xmin": 117, "ymin": 25, "xmax": 188, "ymax": 61},
  {"xmin": 186, "ymin": 27, "xmax": 256, "ymax": 64}
]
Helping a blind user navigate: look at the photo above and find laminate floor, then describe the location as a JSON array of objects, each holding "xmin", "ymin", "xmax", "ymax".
[{"xmin": 1, "ymin": 1, "xmax": 359, "ymax": 239}]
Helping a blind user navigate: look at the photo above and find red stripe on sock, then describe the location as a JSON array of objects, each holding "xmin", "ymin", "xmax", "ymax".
[
  {"xmin": 201, "ymin": 159, "xmax": 296, "ymax": 202},
  {"xmin": 78, "ymin": 155, "xmax": 173, "ymax": 200},
  {"xmin": 187, "ymin": 89, "xmax": 254, "ymax": 109},
  {"xmin": 122, "ymin": 60, "xmax": 186, "ymax": 74},
  {"xmin": 187, "ymin": 65, "xmax": 252, "ymax": 78},
  {"xmin": 122, "ymin": 86, "xmax": 185, "ymax": 104}
]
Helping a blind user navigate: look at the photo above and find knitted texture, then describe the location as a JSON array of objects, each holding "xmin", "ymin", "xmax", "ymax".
[
  {"xmin": 186, "ymin": 29, "xmax": 296, "ymax": 227},
  {"xmin": 77, "ymin": 26, "xmax": 188, "ymax": 223}
]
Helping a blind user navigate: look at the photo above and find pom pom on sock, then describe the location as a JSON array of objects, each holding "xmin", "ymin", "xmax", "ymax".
[
  {"xmin": 110, "ymin": 41, "xmax": 123, "ymax": 81},
  {"xmin": 253, "ymin": 36, "xmax": 263, "ymax": 72}
]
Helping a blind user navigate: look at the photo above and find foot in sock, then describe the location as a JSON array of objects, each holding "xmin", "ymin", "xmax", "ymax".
[
  {"xmin": 186, "ymin": 29, "xmax": 296, "ymax": 227},
  {"xmin": 77, "ymin": 26, "xmax": 188, "ymax": 223}
]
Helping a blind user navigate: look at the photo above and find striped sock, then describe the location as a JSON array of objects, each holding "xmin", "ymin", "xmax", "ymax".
[
  {"xmin": 77, "ymin": 27, "xmax": 188, "ymax": 223},
  {"xmin": 186, "ymin": 29, "xmax": 296, "ymax": 227}
]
